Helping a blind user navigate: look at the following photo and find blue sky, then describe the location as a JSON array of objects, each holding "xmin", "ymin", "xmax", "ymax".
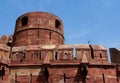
[{"xmin": 0, "ymin": 0, "xmax": 120, "ymax": 60}]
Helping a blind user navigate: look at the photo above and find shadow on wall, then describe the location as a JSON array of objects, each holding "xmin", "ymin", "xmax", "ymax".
[
  {"xmin": 37, "ymin": 67, "xmax": 49, "ymax": 83},
  {"xmin": 74, "ymin": 65, "xmax": 88, "ymax": 83}
]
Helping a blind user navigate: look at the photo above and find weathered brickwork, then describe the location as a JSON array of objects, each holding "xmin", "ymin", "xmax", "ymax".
[
  {"xmin": 110, "ymin": 48, "xmax": 120, "ymax": 63},
  {"xmin": 13, "ymin": 12, "xmax": 64, "ymax": 46},
  {"xmin": 0, "ymin": 12, "xmax": 120, "ymax": 83}
]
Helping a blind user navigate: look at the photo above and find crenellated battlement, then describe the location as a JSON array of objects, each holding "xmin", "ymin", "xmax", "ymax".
[
  {"xmin": 10, "ymin": 44, "xmax": 108, "ymax": 65},
  {"xmin": 0, "ymin": 44, "xmax": 10, "ymax": 65},
  {"xmin": 0, "ymin": 35, "xmax": 13, "ymax": 47}
]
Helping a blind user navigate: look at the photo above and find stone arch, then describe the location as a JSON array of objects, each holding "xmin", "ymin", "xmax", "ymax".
[{"xmin": 21, "ymin": 16, "xmax": 28, "ymax": 26}]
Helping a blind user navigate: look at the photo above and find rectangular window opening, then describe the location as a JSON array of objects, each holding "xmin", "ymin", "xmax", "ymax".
[
  {"xmin": 100, "ymin": 53, "xmax": 102, "ymax": 58},
  {"xmin": 55, "ymin": 52, "xmax": 58, "ymax": 60},
  {"xmin": 39, "ymin": 51, "xmax": 42, "ymax": 60}
]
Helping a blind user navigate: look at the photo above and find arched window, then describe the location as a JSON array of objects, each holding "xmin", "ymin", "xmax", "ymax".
[
  {"xmin": 55, "ymin": 52, "xmax": 58, "ymax": 60},
  {"xmin": 64, "ymin": 53, "xmax": 67, "ymax": 59},
  {"xmin": 100, "ymin": 53, "xmax": 102, "ymax": 58},
  {"xmin": 55, "ymin": 19, "xmax": 61, "ymax": 28},
  {"xmin": 21, "ymin": 16, "xmax": 28, "ymax": 26},
  {"xmin": 89, "ymin": 45, "xmax": 94, "ymax": 59}
]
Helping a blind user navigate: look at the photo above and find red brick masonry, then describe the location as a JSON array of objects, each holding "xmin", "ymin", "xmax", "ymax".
[{"xmin": 0, "ymin": 12, "xmax": 120, "ymax": 83}]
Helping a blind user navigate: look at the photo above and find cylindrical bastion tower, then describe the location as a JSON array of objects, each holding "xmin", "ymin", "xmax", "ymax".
[{"xmin": 13, "ymin": 12, "xmax": 64, "ymax": 46}]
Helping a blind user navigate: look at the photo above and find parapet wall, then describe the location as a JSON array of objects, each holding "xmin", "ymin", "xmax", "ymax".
[
  {"xmin": 10, "ymin": 44, "xmax": 108, "ymax": 65},
  {"xmin": 0, "ymin": 44, "xmax": 10, "ymax": 64},
  {"xmin": 0, "ymin": 41, "xmax": 109, "ymax": 65},
  {"xmin": 0, "ymin": 35, "xmax": 13, "ymax": 47},
  {"xmin": 110, "ymin": 48, "xmax": 120, "ymax": 63}
]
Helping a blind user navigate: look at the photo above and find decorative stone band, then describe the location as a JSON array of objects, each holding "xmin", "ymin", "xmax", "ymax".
[
  {"xmin": 14, "ymin": 27, "xmax": 64, "ymax": 40},
  {"xmin": 87, "ymin": 75, "xmax": 117, "ymax": 79}
]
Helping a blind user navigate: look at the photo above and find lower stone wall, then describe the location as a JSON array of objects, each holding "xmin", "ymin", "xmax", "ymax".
[
  {"xmin": 9, "ymin": 67, "xmax": 45, "ymax": 83},
  {"xmin": 0, "ymin": 66, "xmax": 9, "ymax": 83},
  {"xmin": 8, "ymin": 65, "xmax": 120, "ymax": 83},
  {"xmin": 48, "ymin": 66, "xmax": 79, "ymax": 83}
]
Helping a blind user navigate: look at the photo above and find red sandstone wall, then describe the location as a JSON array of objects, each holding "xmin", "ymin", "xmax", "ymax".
[
  {"xmin": 1, "ymin": 11, "xmax": 120, "ymax": 83},
  {"xmin": 0, "ymin": 35, "xmax": 13, "ymax": 46},
  {"xmin": 87, "ymin": 65, "xmax": 117, "ymax": 83},
  {"xmin": 0, "ymin": 44, "xmax": 10, "ymax": 83},
  {"xmin": 13, "ymin": 12, "xmax": 64, "ymax": 46}
]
